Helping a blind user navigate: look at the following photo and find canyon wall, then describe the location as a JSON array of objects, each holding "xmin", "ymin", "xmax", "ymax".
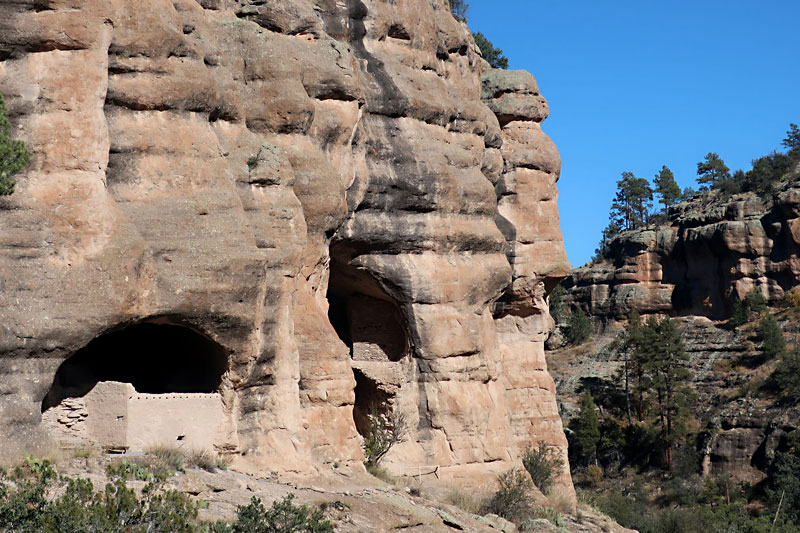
[
  {"xmin": 564, "ymin": 183, "xmax": 800, "ymax": 322},
  {"xmin": 0, "ymin": 0, "xmax": 571, "ymax": 491},
  {"xmin": 552, "ymin": 181, "xmax": 800, "ymax": 482}
]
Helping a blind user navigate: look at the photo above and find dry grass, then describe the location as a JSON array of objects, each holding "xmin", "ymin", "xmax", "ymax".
[
  {"xmin": 547, "ymin": 486, "xmax": 576, "ymax": 515},
  {"xmin": 71, "ymin": 446, "xmax": 95, "ymax": 459},
  {"xmin": 145, "ymin": 444, "xmax": 185, "ymax": 471},
  {"xmin": 446, "ymin": 489, "xmax": 482, "ymax": 515},
  {"xmin": 185, "ymin": 449, "xmax": 218, "ymax": 472},
  {"xmin": 0, "ymin": 439, "xmax": 64, "ymax": 471}
]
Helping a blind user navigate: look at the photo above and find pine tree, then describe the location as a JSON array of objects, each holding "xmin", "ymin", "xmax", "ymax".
[
  {"xmin": 744, "ymin": 288, "xmax": 768, "ymax": 314},
  {"xmin": 612, "ymin": 310, "xmax": 644, "ymax": 426},
  {"xmin": 783, "ymin": 123, "xmax": 800, "ymax": 155},
  {"xmin": 594, "ymin": 220, "xmax": 622, "ymax": 260},
  {"xmin": 696, "ymin": 152, "xmax": 730, "ymax": 191},
  {"xmin": 773, "ymin": 348, "xmax": 800, "ymax": 404},
  {"xmin": 573, "ymin": 391, "xmax": 601, "ymax": 465},
  {"xmin": 759, "ymin": 314, "xmax": 786, "ymax": 360},
  {"xmin": 472, "ymin": 32, "xmax": 508, "ymax": 69},
  {"xmin": 639, "ymin": 317, "xmax": 691, "ymax": 470},
  {"xmin": 731, "ymin": 299, "xmax": 748, "ymax": 326},
  {"xmin": 610, "ymin": 172, "xmax": 653, "ymax": 231},
  {"xmin": 566, "ymin": 309, "xmax": 592, "ymax": 345},
  {"xmin": 653, "ymin": 165, "xmax": 681, "ymax": 209},
  {"xmin": 548, "ymin": 284, "xmax": 566, "ymax": 324},
  {"xmin": 0, "ymin": 94, "xmax": 30, "ymax": 196}
]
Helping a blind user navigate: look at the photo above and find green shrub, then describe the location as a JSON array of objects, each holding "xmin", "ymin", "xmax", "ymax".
[
  {"xmin": 759, "ymin": 314, "xmax": 786, "ymax": 359},
  {"xmin": 771, "ymin": 348, "xmax": 800, "ymax": 403},
  {"xmin": 0, "ymin": 93, "xmax": 30, "ymax": 196},
  {"xmin": 214, "ymin": 494, "xmax": 333, "ymax": 533},
  {"xmin": 566, "ymin": 309, "xmax": 592, "ymax": 345},
  {"xmin": 548, "ymin": 284, "xmax": 566, "ymax": 324},
  {"xmin": 1, "ymin": 459, "xmax": 338, "ymax": 533},
  {"xmin": 522, "ymin": 441, "xmax": 564, "ymax": 495},
  {"xmin": 482, "ymin": 468, "xmax": 534, "ymax": 525},
  {"xmin": 0, "ymin": 457, "xmax": 199, "ymax": 533},
  {"xmin": 731, "ymin": 288, "xmax": 769, "ymax": 325},
  {"xmin": 361, "ymin": 408, "xmax": 405, "ymax": 467}
]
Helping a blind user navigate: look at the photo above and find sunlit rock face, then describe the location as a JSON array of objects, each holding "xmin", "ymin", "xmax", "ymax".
[
  {"xmin": 564, "ymin": 185, "xmax": 800, "ymax": 322},
  {"xmin": 0, "ymin": 0, "xmax": 571, "ymax": 493}
]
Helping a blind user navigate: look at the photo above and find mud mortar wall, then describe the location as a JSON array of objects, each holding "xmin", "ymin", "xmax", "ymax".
[{"xmin": 0, "ymin": 0, "xmax": 571, "ymax": 493}]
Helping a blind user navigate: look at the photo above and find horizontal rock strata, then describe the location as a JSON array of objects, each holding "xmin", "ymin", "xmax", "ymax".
[{"xmin": 565, "ymin": 184, "xmax": 800, "ymax": 320}]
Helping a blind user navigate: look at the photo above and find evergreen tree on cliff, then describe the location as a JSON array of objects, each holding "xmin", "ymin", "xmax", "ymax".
[
  {"xmin": 472, "ymin": 32, "xmax": 509, "ymax": 69},
  {"xmin": 572, "ymin": 391, "xmax": 601, "ymax": 465},
  {"xmin": 0, "ymin": 94, "xmax": 30, "ymax": 196},
  {"xmin": 610, "ymin": 172, "xmax": 653, "ymax": 231},
  {"xmin": 639, "ymin": 317, "xmax": 691, "ymax": 470},
  {"xmin": 696, "ymin": 152, "xmax": 730, "ymax": 191},
  {"xmin": 783, "ymin": 123, "xmax": 800, "ymax": 156},
  {"xmin": 653, "ymin": 165, "xmax": 681, "ymax": 208}
]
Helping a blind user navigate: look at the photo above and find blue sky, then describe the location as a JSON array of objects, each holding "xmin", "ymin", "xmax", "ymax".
[{"xmin": 466, "ymin": 0, "xmax": 800, "ymax": 267}]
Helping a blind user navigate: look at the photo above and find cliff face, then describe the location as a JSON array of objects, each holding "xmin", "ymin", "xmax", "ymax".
[
  {"xmin": 564, "ymin": 182, "xmax": 800, "ymax": 321},
  {"xmin": 0, "ymin": 0, "xmax": 571, "ymax": 489}
]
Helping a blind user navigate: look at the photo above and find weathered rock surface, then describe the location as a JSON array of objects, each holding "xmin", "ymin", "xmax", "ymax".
[
  {"xmin": 0, "ymin": 0, "xmax": 571, "ymax": 493},
  {"xmin": 564, "ymin": 184, "xmax": 800, "ymax": 320}
]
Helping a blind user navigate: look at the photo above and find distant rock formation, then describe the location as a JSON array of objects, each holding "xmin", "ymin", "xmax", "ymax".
[
  {"xmin": 0, "ymin": 0, "xmax": 571, "ymax": 493},
  {"xmin": 564, "ymin": 182, "xmax": 800, "ymax": 321}
]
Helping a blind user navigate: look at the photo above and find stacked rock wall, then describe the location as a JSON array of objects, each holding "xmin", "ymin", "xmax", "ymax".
[{"xmin": 0, "ymin": 0, "xmax": 571, "ymax": 492}]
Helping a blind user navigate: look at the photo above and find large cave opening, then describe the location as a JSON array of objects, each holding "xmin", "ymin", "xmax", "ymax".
[
  {"xmin": 326, "ymin": 246, "xmax": 409, "ymax": 441},
  {"xmin": 41, "ymin": 318, "xmax": 228, "ymax": 412}
]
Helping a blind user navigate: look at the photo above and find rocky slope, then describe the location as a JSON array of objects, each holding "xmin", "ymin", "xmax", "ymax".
[
  {"xmin": 563, "ymin": 181, "xmax": 800, "ymax": 321},
  {"xmin": 549, "ymin": 314, "xmax": 800, "ymax": 482},
  {"xmin": 0, "ymin": 0, "xmax": 571, "ymax": 494}
]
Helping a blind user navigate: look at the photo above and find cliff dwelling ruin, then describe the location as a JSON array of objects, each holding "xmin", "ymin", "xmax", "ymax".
[
  {"xmin": 327, "ymin": 250, "xmax": 409, "ymax": 442},
  {"xmin": 41, "ymin": 319, "xmax": 230, "ymax": 453}
]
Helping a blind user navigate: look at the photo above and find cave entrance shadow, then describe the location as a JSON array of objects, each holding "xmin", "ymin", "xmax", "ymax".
[
  {"xmin": 326, "ymin": 248, "xmax": 409, "ymax": 441},
  {"xmin": 41, "ymin": 318, "xmax": 228, "ymax": 413}
]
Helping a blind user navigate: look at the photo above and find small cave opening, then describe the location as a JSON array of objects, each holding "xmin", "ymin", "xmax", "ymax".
[
  {"xmin": 352, "ymin": 368, "xmax": 392, "ymax": 438},
  {"xmin": 326, "ymin": 245, "xmax": 410, "ymax": 441},
  {"xmin": 325, "ymin": 254, "xmax": 408, "ymax": 363},
  {"xmin": 41, "ymin": 319, "xmax": 228, "ymax": 412}
]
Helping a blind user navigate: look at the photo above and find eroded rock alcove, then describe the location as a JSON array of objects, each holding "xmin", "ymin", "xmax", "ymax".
[{"xmin": 41, "ymin": 319, "xmax": 233, "ymax": 453}]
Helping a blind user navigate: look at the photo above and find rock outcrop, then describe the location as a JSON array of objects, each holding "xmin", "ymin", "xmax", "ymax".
[
  {"xmin": 564, "ymin": 183, "xmax": 800, "ymax": 321},
  {"xmin": 0, "ymin": 0, "xmax": 571, "ymax": 492}
]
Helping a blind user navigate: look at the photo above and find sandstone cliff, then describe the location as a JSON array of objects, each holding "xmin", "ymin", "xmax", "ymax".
[
  {"xmin": 564, "ymin": 181, "xmax": 800, "ymax": 321},
  {"xmin": 0, "ymin": 0, "xmax": 571, "ymax": 492}
]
